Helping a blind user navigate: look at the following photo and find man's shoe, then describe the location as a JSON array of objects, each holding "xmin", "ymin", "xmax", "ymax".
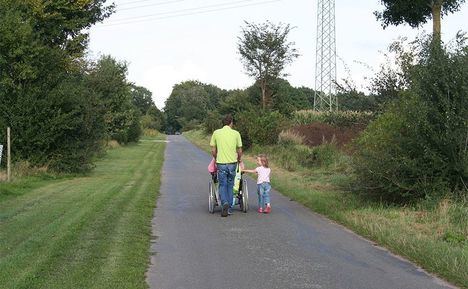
[
  {"xmin": 221, "ymin": 203, "xmax": 229, "ymax": 217},
  {"xmin": 228, "ymin": 208, "xmax": 233, "ymax": 215}
]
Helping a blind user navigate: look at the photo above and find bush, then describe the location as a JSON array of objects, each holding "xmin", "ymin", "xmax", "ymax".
[
  {"xmin": 276, "ymin": 145, "xmax": 311, "ymax": 171},
  {"xmin": 126, "ymin": 109, "xmax": 142, "ymax": 143},
  {"xmin": 353, "ymin": 37, "xmax": 468, "ymax": 202},
  {"xmin": 354, "ymin": 95, "xmax": 450, "ymax": 201},
  {"xmin": 143, "ymin": 129, "xmax": 159, "ymax": 137},
  {"xmin": 109, "ymin": 107, "xmax": 141, "ymax": 144},
  {"xmin": 141, "ymin": 114, "xmax": 162, "ymax": 131},
  {"xmin": 236, "ymin": 110, "xmax": 288, "ymax": 147},
  {"xmin": 309, "ymin": 142, "xmax": 340, "ymax": 167},
  {"xmin": 0, "ymin": 74, "xmax": 106, "ymax": 173}
]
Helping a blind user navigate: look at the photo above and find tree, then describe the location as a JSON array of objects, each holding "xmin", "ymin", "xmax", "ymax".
[
  {"xmin": 218, "ymin": 89, "xmax": 256, "ymax": 115},
  {"xmin": 131, "ymin": 85, "xmax": 154, "ymax": 115},
  {"xmin": 336, "ymin": 91, "xmax": 378, "ymax": 112},
  {"xmin": 0, "ymin": 0, "xmax": 114, "ymax": 172},
  {"xmin": 238, "ymin": 21, "xmax": 299, "ymax": 109},
  {"xmin": 368, "ymin": 38, "xmax": 417, "ymax": 111},
  {"xmin": 375, "ymin": 0, "xmax": 465, "ymax": 38},
  {"xmin": 353, "ymin": 35, "xmax": 468, "ymax": 201},
  {"xmin": 29, "ymin": 0, "xmax": 113, "ymax": 61},
  {"xmin": 269, "ymin": 79, "xmax": 311, "ymax": 115},
  {"xmin": 142, "ymin": 105, "xmax": 165, "ymax": 132},
  {"xmin": 164, "ymin": 81, "xmax": 225, "ymax": 131},
  {"xmin": 87, "ymin": 56, "xmax": 141, "ymax": 144}
]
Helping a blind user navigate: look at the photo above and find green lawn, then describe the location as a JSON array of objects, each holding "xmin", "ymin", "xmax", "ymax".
[
  {"xmin": 184, "ymin": 129, "xmax": 468, "ymax": 289},
  {"xmin": 0, "ymin": 136, "xmax": 165, "ymax": 289}
]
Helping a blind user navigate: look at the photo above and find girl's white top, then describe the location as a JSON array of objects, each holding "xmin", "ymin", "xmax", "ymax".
[{"xmin": 255, "ymin": 166, "xmax": 271, "ymax": 184}]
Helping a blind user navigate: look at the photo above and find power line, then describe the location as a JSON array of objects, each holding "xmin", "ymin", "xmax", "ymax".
[
  {"xmin": 117, "ymin": 0, "xmax": 185, "ymax": 11},
  {"xmin": 117, "ymin": 0, "xmax": 180, "ymax": 6},
  {"xmin": 111, "ymin": 0, "xmax": 265, "ymax": 22},
  {"xmin": 103, "ymin": 0, "xmax": 279, "ymax": 25}
]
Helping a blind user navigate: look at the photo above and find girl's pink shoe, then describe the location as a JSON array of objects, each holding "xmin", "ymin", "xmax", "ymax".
[
  {"xmin": 257, "ymin": 208, "xmax": 263, "ymax": 213},
  {"xmin": 264, "ymin": 205, "xmax": 271, "ymax": 214}
]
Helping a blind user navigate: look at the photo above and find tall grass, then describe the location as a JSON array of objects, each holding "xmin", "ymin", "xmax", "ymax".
[
  {"xmin": 0, "ymin": 161, "xmax": 53, "ymax": 183},
  {"xmin": 293, "ymin": 110, "xmax": 374, "ymax": 126},
  {"xmin": 278, "ymin": 129, "xmax": 305, "ymax": 146},
  {"xmin": 142, "ymin": 128, "xmax": 160, "ymax": 137}
]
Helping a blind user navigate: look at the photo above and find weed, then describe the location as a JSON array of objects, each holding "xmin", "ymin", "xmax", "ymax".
[{"xmin": 278, "ymin": 130, "xmax": 305, "ymax": 146}]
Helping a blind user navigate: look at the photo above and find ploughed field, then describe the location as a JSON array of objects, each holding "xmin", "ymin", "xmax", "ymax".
[{"xmin": 291, "ymin": 123, "xmax": 365, "ymax": 149}]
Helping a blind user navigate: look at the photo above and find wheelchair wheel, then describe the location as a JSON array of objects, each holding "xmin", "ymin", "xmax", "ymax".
[
  {"xmin": 241, "ymin": 179, "xmax": 249, "ymax": 213},
  {"xmin": 208, "ymin": 181, "xmax": 215, "ymax": 214}
]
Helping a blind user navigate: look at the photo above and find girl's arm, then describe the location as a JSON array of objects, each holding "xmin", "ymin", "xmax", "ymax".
[{"xmin": 242, "ymin": 168, "xmax": 257, "ymax": 173}]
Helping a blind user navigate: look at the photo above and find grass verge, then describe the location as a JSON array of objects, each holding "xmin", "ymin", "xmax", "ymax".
[
  {"xmin": 0, "ymin": 136, "xmax": 166, "ymax": 289},
  {"xmin": 184, "ymin": 129, "xmax": 467, "ymax": 288}
]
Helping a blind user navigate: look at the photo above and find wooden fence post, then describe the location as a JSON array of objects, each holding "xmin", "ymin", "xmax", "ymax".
[{"xmin": 7, "ymin": 127, "xmax": 11, "ymax": 182}]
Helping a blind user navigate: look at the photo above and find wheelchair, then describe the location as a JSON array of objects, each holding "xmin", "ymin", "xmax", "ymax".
[{"xmin": 208, "ymin": 172, "xmax": 249, "ymax": 214}]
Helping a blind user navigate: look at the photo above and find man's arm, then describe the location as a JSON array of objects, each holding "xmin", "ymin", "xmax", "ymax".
[
  {"xmin": 237, "ymin": 147, "xmax": 243, "ymax": 162},
  {"xmin": 210, "ymin": 132, "xmax": 217, "ymax": 159},
  {"xmin": 236, "ymin": 131, "xmax": 243, "ymax": 162},
  {"xmin": 211, "ymin": 146, "xmax": 217, "ymax": 159}
]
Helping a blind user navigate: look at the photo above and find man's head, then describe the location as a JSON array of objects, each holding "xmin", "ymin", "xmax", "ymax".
[{"xmin": 222, "ymin": 114, "xmax": 234, "ymax": 127}]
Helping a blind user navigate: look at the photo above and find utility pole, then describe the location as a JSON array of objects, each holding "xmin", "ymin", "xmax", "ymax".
[{"xmin": 314, "ymin": 0, "xmax": 338, "ymax": 112}]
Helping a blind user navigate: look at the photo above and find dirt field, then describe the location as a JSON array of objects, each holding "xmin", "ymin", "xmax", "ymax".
[{"xmin": 291, "ymin": 123, "xmax": 365, "ymax": 149}]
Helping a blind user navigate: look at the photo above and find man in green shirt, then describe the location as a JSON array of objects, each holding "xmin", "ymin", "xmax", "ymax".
[{"xmin": 210, "ymin": 114, "xmax": 243, "ymax": 217}]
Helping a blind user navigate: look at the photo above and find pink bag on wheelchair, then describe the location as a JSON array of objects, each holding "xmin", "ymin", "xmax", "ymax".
[{"xmin": 207, "ymin": 158, "xmax": 217, "ymax": 173}]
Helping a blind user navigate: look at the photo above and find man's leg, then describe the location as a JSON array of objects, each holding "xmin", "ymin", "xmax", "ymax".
[
  {"xmin": 226, "ymin": 163, "xmax": 237, "ymax": 208},
  {"xmin": 217, "ymin": 164, "xmax": 229, "ymax": 206}
]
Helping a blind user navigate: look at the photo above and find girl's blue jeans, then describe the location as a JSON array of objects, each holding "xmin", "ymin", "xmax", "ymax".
[{"xmin": 257, "ymin": 182, "xmax": 271, "ymax": 209}]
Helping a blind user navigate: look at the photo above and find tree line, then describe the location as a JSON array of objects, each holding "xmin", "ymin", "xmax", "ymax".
[
  {"xmin": 0, "ymin": 0, "xmax": 465, "ymax": 199},
  {"xmin": 0, "ymin": 1, "xmax": 163, "ymax": 172},
  {"xmin": 164, "ymin": 2, "xmax": 467, "ymax": 202}
]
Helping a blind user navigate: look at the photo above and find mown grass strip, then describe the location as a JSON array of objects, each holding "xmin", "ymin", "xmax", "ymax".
[
  {"xmin": 0, "ymin": 136, "xmax": 165, "ymax": 289},
  {"xmin": 184, "ymin": 129, "xmax": 467, "ymax": 289}
]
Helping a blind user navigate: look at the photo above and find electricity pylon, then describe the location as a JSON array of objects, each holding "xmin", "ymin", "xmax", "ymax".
[{"xmin": 314, "ymin": 0, "xmax": 337, "ymax": 111}]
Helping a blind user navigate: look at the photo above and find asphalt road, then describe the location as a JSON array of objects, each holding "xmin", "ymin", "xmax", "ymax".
[{"xmin": 146, "ymin": 135, "xmax": 455, "ymax": 289}]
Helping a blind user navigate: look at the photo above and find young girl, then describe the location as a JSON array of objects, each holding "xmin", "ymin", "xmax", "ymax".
[{"xmin": 243, "ymin": 154, "xmax": 272, "ymax": 213}]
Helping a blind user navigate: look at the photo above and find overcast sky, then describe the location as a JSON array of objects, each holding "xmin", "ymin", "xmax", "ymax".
[{"xmin": 88, "ymin": 0, "xmax": 468, "ymax": 109}]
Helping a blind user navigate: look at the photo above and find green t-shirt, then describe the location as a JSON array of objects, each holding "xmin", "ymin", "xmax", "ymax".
[{"xmin": 210, "ymin": 126, "xmax": 242, "ymax": 164}]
